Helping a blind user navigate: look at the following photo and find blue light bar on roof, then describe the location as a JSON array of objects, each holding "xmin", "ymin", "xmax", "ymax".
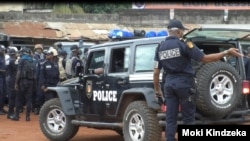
[
  {"xmin": 157, "ymin": 30, "xmax": 168, "ymax": 36},
  {"xmin": 108, "ymin": 29, "xmax": 134, "ymax": 39},
  {"xmin": 145, "ymin": 31, "xmax": 157, "ymax": 38}
]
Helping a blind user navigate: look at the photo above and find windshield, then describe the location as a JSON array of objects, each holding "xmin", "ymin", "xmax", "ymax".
[{"xmin": 185, "ymin": 28, "xmax": 250, "ymax": 40}]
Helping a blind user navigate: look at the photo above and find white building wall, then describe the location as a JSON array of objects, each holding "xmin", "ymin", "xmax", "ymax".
[{"xmin": 0, "ymin": 3, "xmax": 24, "ymax": 12}]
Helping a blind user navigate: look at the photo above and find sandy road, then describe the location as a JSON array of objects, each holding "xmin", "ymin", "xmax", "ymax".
[{"xmin": 0, "ymin": 110, "xmax": 166, "ymax": 141}]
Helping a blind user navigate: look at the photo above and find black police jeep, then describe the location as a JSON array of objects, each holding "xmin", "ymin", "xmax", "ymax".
[{"xmin": 39, "ymin": 25, "xmax": 250, "ymax": 141}]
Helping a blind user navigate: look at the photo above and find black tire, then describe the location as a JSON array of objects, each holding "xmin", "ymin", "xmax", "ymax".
[
  {"xmin": 39, "ymin": 98, "xmax": 79, "ymax": 141},
  {"xmin": 195, "ymin": 61, "xmax": 242, "ymax": 119},
  {"xmin": 123, "ymin": 101, "xmax": 162, "ymax": 141}
]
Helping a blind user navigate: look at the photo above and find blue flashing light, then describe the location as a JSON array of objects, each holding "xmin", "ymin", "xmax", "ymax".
[
  {"xmin": 157, "ymin": 30, "xmax": 168, "ymax": 36},
  {"xmin": 108, "ymin": 29, "xmax": 121, "ymax": 38},
  {"xmin": 108, "ymin": 29, "xmax": 134, "ymax": 39},
  {"xmin": 145, "ymin": 31, "xmax": 157, "ymax": 38}
]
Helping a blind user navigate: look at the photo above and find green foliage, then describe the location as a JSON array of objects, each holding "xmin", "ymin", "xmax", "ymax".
[
  {"xmin": 52, "ymin": 3, "xmax": 84, "ymax": 14},
  {"xmin": 53, "ymin": 3, "xmax": 72, "ymax": 14},
  {"xmin": 81, "ymin": 3, "xmax": 131, "ymax": 14},
  {"xmin": 24, "ymin": 3, "xmax": 130, "ymax": 14},
  {"xmin": 70, "ymin": 3, "xmax": 84, "ymax": 14}
]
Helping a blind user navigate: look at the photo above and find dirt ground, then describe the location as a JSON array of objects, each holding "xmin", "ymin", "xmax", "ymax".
[{"xmin": 0, "ymin": 107, "xmax": 166, "ymax": 141}]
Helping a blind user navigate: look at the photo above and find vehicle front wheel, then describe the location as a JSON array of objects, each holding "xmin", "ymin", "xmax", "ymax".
[
  {"xmin": 123, "ymin": 101, "xmax": 162, "ymax": 141},
  {"xmin": 39, "ymin": 98, "xmax": 79, "ymax": 141}
]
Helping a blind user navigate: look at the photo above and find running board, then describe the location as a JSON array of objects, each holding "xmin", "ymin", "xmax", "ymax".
[{"xmin": 71, "ymin": 120, "xmax": 123, "ymax": 129}]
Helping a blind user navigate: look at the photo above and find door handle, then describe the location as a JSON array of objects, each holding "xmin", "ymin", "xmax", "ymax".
[
  {"xmin": 96, "ymin": 81, "xmax": 103, "ymax": 85},
  {"xmin": 117, "ymin": 79, "xmax": 126, "ymax": 85}
]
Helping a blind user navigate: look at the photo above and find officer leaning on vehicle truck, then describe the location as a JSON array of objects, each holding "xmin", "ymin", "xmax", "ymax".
[{"xmin": 153, "ymin": 19, "xmax": 243, "ymax": 141}]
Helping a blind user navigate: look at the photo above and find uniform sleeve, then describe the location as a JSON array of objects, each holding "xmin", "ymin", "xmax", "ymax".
[
  {"xmin": 154, "ymin": 43, "xmax": 162, "ymax": 69},
  {"xmin": 0, "ymin": 58, "xmax": 6, "ymax": 70},
  {"xmin": 6, "ymin": 60, "xmax": 14, "ymax": 75},
  {"xmin": 16, "ymin": 60, "xmax": 24, "ymax": 84},
  {"xmin": 71, "ymin": 58, "xmax": 77, "ymax": 74},
  {"xmin": 245, "ymin": 58, "xmax": 250, "ymax": 80},
  {"xmin": 72, "ymin": 58, "xmax": 82, "ymax": 76},
  {"xmin": 5, "ymin": 59, "xmax": 10, "ymax": 73},
  {"xmin": 182, "ymin": 42, "xmax": 204, "ymax": 62},
  {"xmin": 38, "ymin": 63, "xmax": 46, "ymax": 87}
]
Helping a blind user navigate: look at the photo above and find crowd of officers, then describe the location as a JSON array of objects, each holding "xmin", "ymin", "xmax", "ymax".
[{"xmin": 0, "ymin": 44, "xmax": 83, "ymax": 121}]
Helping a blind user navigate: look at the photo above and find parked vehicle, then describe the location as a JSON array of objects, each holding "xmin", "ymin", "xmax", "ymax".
[{"xmin": 39, "ymin": 25, "xmax": 250, "ymax": 141}]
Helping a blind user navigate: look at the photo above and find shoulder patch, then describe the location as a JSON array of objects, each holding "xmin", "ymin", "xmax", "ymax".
[{"xmin": 186, "ymin": 41, "xmax": 194, "ymax": 48}]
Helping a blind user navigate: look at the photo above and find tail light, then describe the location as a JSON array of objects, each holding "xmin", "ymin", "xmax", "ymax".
[
  {"xmin": 242, "ymin": 80, "xmax": 250, "ymax": 94},
  {"xmin": 161, "ymin": 105, "xmax": 181, "ymax": 112},
  {"xmin": 161, "ymin": 104, "xmax": 166, "ymax": 112}
]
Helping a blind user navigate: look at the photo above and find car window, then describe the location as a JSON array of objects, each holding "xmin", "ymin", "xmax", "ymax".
[
  {"xmin": 134, "ymin": 44, "xmax": 158, "ymax": 72},
  {"xmin": 109, "ymin": 47, "xmax": 130, "ymax": 73},
  {"xmin": 87, "ymin": 50, "xmax": 105, "ymax": 72}
]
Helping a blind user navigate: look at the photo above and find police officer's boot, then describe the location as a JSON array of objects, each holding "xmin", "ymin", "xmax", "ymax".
[
  {"xmin": 26, "ymin": 110, "xmax": 31, "ymax": 121},
  {"xmin": 7, "ymin": 112, "xmax": 15, "ymax": 119},
  {"xmin": 7, "ymin": 106, "xmax": 15, "ymax": 119},
  {"xmin": 26, "ymin": 116, "xmax": 30, "ymax": 121},
  {"xmin": 34, "ymin": 107, "xmax": 40, "ymax": 115},
  {"xmin": 11, "ymin": 109, "xmax": 20, "ymax": 121},
  {"xmin": 11, "ymin": 114, "xmax": 19, "ymax": 121}
]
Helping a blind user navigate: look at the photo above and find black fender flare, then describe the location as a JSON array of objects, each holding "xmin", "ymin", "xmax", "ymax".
[
  {"xmin": 47, "ymin": 86, "xmax": 76, "ymax": 115},
  {"xmin": 117, "ymin": 87, "xmax": 161, "ymax": 113}
]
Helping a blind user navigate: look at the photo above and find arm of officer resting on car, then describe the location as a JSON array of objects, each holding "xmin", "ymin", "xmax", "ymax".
[
  {"xmin": 153, "ymin": 68, "xmax": 163, "ymax": 96},
  {"xmin": 153, "ymin": 68, "xmax": 165, "ymax": 105},
  {"xmin": 94, "ymin": 68, "xmax": 104, "ymax": 75},
  {"xmin": 201, "ymin": 48, "xmax": 243, "ymax": 63}
]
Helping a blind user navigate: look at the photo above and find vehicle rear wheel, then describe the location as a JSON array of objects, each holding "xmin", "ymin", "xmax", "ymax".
[
  {"xmin": 39, "ymin": 98, "xmax": 79, "ymax": 141},
  {"xmin": 195, "ymin": 61, "xmax": 242, "ymax": 119},
  {"xmin": 123, "ymin": 101, "xmax": 162, "ymax": 141}
]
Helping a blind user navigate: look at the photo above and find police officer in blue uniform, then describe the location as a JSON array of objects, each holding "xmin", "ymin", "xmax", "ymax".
[
  {"xmin": 0, "ymin": 45, "xmax": 7, "ymax": 115},
  {"xmin": 12, "ymin": 47, "xmax": 36, "ymax": 121},
  {"xmin": 153, "ymin": 19, "xmax": 243, "ymax": 141},
  {"xmin": 66, "ymin": 45, "xmax": 83, "ymax": 79},
  {"xmin": 39, "ymin": 49, "xmax": 59, "ymax": 102},
  {"xmin": 33, "ymin": 44, "xmax": 46, "ymax": 115},
  {"xmin": 6, "ymin": 48, "xmax": 18, "ymax": 119}
]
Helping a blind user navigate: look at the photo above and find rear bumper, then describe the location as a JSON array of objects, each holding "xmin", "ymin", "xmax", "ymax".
[{"xmin": 157, "ymin": 109, "xmax": 250, "ymax": 126}]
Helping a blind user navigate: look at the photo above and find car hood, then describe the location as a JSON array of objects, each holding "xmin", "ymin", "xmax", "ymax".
[{"xmin": 58, "ymin": 77, "xmax": 80, "ymax": 86}]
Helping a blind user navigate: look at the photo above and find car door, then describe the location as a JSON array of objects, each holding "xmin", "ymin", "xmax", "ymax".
[
  {"xmin": 104, "ymin": 44, "xmax": 131, "ymax": 115},
  {"xmin": 81, "ymin": 48, "xmax": 106, "ymax": 116}
]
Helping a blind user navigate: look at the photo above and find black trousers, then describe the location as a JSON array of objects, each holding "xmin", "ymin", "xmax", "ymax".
[
  {"xmin": 6, "ymin": 76, "xmax": 16, "ymax": 115},
  {"xmin": 15, "ymin": 79, "xmax": 34, "ymax": 117},
  {"xmin": 0, "ymin": 76, "xmax": 6, "ymax": 110}
]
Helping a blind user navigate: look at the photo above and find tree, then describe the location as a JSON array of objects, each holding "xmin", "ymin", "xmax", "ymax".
[{"xmin": 81, "ymin": 3, "xmax": 131, "ymax": 14}]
